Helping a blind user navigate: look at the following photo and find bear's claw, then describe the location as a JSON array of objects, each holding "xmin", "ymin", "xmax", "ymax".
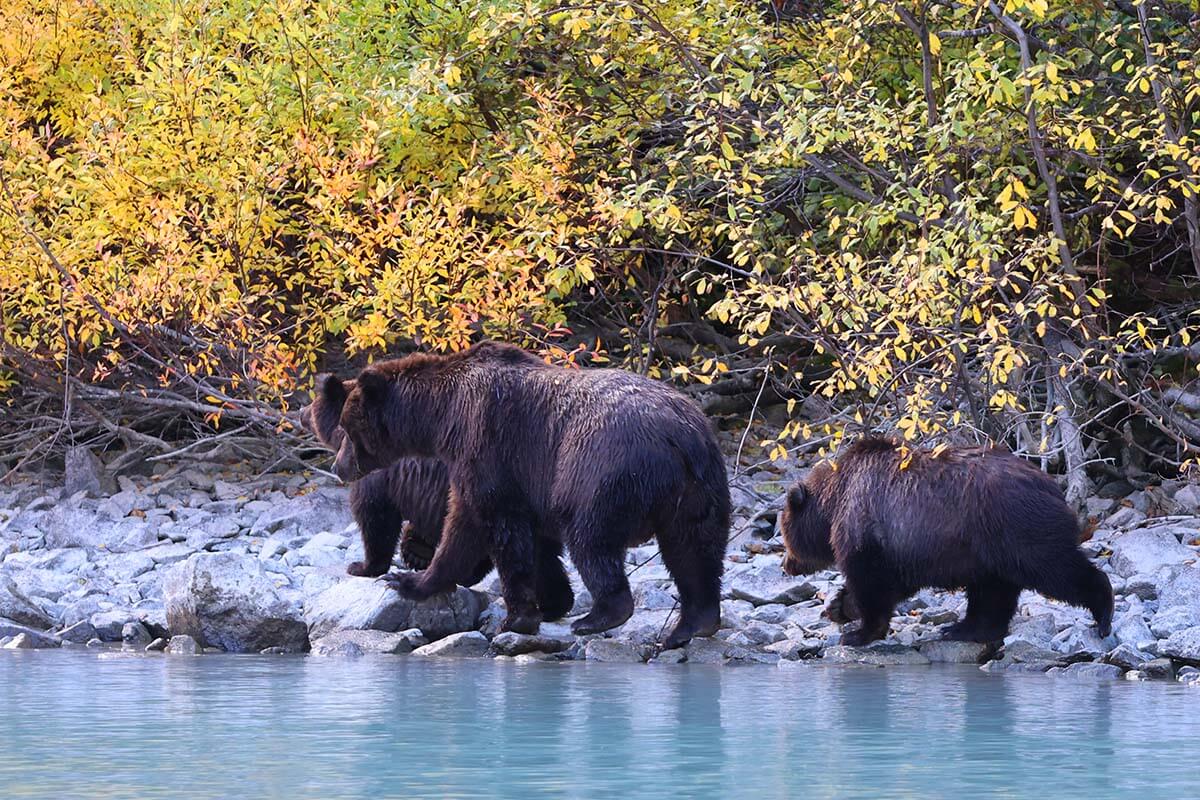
[{"xmin": 381, "ymin": 570, "xmax": 433, "ymax": 600}]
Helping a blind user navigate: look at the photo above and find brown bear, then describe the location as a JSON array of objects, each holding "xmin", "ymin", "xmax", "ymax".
[
  {"xmin": 331, "ymin": 341, "xmax": 731, "ymax": 649},
  {"xmin": 300, "ymin": 374, "xmax": 575, "ymax": 620},
  {"xmin": 780, "ymin": 437, "xmax": 1113, "ymax": 646}
]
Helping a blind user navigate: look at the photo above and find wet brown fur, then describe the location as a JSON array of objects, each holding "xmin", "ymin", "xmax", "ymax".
[
  {"xmin": 301, "ymin": 375, "xmax": 575, "ymax": 619},
  {"xmin": 780, "ymin": 438, "xmax": 1113, "ymax": 646},
  {"xmin": 300, "ymin": 376, "xmax": 462, "ymax": 577},
  {"xmin": 334, "ymin": 341, "xmax": 731, "ymax": 648}
]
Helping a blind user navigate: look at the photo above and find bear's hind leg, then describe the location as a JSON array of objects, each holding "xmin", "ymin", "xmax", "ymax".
[
  {"xmin": 1025, "ymin": 549, "xmax": 1114, "ymax": 637},
  {"xmin": 839, "ymin": 547, "xmax": 899, "ymax": 647},
  {"xmin": 490, "ymin": 517, "xmax": 543, "ymax": 635},
  {"xmin": 534, "ymin": 537, "xmax": 575, "ymax": 622},
  {"xmin": 941, "ymin": 578, "xmax": 1019, "ymax": 642},
  {"xmin": 656, "ymin": 524, "xmax": 724, "ymax": 650},
  {"xmin": 567, "ymin": 532, "xmax": 634, "ymax": 637}
]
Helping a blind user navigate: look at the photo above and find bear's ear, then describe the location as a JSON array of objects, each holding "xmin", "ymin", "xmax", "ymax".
[
  {"xmin": 357, "ymin": 367, "xmax": 390, "ymax": 402},
  {"xmin": 787, "ymin": 484, "xmax": 808, "ymax": 510},
  {"xmin": 318, "ymin": 374, "xmax": 347, "ymax": 405}
]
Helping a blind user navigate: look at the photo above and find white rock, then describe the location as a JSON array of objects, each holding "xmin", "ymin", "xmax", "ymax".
[
  {"xmin": 491, "ymin": 631, "xmax": 573, "ymax": 656},
  {"xmin": 1158, "ymin": 566, "xmax": 1200, "ymax": 610},
  {"xmin": 0, "ymin": 577, "xmax": 54, "ymax": 628},
  {"xmin": 0, "ymin": 620, "xmax": 60, "ymax": 648},
  {"xmin": 1111, "ymin": 610, "xmax": 1155, "ymax": 649},
  {"xmin": 584, "ymin": 638, "xmax": 651, "ymax": 663},
  {"xmin": 310, "ymin": 629, "xmax": 424, "ymax": 656},
  {"xmin": 919, "ymin": 640, "xmax": 998, "ymax": 664},
  {"xmin": 1051, "ymin": 662, "xmax": 1125, "ymax": 680},
  {"xmin": 163, "ymin": 552, "xmax": 308, "ymax": 653},
  {"xmin": 1160, "ymin": 627, "xmax": 1200, "ymax": 665},
  {"xmin": 165, "ymin": 634, "xmax": 200, "ymax": 655},
  {"xmin": 250, "ymin": 488, "xmax": 351, "ymax": 537},
  {"xmin": 1150, "ymin": 605, "xmax": 1200, "ymax": 638},
  {"xmin": 1049, "ymin": 625, "xmax": 1116, "ymax": 658},
  {"xmin": 1104, "ymin": 507, "xmax": 1146, "ymax": 529},
  {"xmin": 412, "ymin": 631, "xmax": 490, "ymax": 658},
  {"xmin": 1173, "ymin": 486, "xmax": 1200, "ymax": 514},
  {"xmin": 823, "ymin": 643, "xmax": 931, "ymax": 666},
  {"xmin": 303, "ymin": 578, "xmax": 484, "ymax": 641},
  {"xmin": 1108, "ymin": 529, "xmax": 1196, "ymax": 578},
  {"xmin": 726, "ymin": 557, "xmax": 817, "ymax": 605},
  {"xmin": 64, "ymin": 447, "xmax": 113, "ymax": 497}
]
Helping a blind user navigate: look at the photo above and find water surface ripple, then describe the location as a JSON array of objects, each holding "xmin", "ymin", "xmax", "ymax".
[{"xmin": 1, "ymin": 651, "xmax": 1196, "ymax": 799}]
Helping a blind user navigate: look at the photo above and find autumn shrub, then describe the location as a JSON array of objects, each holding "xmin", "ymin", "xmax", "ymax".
[{"xmin": 1, "ymin": 0, "xmax": 1197, "ymax": 494}]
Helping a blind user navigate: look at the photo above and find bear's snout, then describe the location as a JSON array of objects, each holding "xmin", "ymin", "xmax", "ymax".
[
  {"xmin": 332, "ymin": 441, "xmax": 363, "ymax": 483},
  {"xmin": 781, "ymin": 554, "xmax": 802, "ymax": 577}
]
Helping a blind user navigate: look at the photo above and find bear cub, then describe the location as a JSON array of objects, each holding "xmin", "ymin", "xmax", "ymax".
[
  {"xmin": 300, "ymin": 375, "xmax": 468, "ymax": 578},
  {"xmin": 300, "ymin": 374, "xmax": 576, "ymax": 621},
  {"xmin": 780, "ymin": 438, "xmax": 1113, "ymax": 646}
]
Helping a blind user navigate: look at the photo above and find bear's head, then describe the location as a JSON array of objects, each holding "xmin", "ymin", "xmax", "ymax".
[
  {"xmin": 299, "ymin": 374, "xmax": 354, "ymax": 452},
  {"xmin": 779, "ymin": 474, "xmax": 835, "ymax": 576},
  {"xmin": 334, "ymin": 361, "xmax": 441, "ymax": 482}
]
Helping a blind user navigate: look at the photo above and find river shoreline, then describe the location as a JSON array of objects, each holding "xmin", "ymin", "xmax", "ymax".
[{"xmin": 2, "ymin": 440, "xmax": 1199, "ymax": 682}]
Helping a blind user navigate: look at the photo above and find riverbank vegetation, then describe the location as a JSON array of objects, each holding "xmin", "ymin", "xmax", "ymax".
[{"xmin": 2, "ymin": 0, "xmax": 1198, "ymax": 497}]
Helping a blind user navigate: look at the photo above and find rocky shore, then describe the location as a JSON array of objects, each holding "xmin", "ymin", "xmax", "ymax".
[{"xmin": 2, "ymin": 445, "xmax": 1199, "ymax": 683}]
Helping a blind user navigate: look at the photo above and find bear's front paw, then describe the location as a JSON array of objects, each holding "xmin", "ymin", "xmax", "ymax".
[{"xmin": 381, "ymin": 570, "xmax": 434, "ymax": 600}]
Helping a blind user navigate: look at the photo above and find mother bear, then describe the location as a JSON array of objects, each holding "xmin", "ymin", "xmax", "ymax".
[{"xmin": 332, "ymin": 341, "xmax": 731, "ymax": 649}]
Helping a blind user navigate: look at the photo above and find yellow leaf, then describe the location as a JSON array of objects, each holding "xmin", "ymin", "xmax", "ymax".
[
  {"xmin": 1013, "ymin": 205, "xmax": 1037, "ymax": 230},
  {"xmin": 928, "ymin": 32, "xmax": 941, "ymax": 57}
]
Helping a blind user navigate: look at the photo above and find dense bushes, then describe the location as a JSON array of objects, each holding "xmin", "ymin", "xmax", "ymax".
[{"xmin": 2, "ymin": 0, "xmax": 1198, "ymax": 494}]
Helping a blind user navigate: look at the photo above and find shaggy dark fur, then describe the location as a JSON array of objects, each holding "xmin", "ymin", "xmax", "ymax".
[
  {"xmin": 300, "ymin": 376, "xmax": 459, "ymax": 577},
  {"xmin": 300, "ymin": 374, "xmax": 574, "ymax": 619},
  {"xmin": 333, "ymin": 341, "xmax": 731, "ymax": 649},
  {"xmin": 780, "ymin": 438, "xmax": 1113, "ymax": 646}
]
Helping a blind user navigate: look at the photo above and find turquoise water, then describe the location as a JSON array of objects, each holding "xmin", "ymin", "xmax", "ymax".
[{"xmin": 1, "ymin": 651, "xmax": 1197, "ymax": 799}]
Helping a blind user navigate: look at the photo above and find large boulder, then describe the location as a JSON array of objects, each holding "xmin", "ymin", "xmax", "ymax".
[
  {"xmin": 1111, "ymin": 610, "xmax": 1156, "ymax": 649},
  {"xmin": 0, "ymin": 576, "xmax": 55, "ymax": 628},
  {"xmin": 918, "ymin": 640, "xmax": 998, "ymax": 664},
  {"xmin": 1160, "ymin": 627, "xmax": 1200, "ymax": 666},
  {"xmin": 0, "ymin": 566, "xmax": 79, "ymax": 603},
  {"xmin": 1158, "ymin": 566, "xmax": 1200, "ymax": 611},
  {"xmin": 163, "ymin": 553, "xmax": 308, "ymax": 653},
  {"xmin": 249, "ymin": 488, "xmax": 351, "ymax": 538},
  {"xmin": 64, "ymin": 446, "xmax": 116, "ymax": 497},
  {"xmin": 1108, "ymin": 529, "xmax": 1196, "ymax": 578},
  {"xmin": 40, "ymin": 502, "xmax": 156, "ymax": 553},
  {"xmin": 584, "ymin": 638, "xmax": 652, "ymax": 663},
  {"xmin": 310, "ymin": 629, "xmax": 427, "ymax": 656},
  {"xmin": 823, "ymin": 643, "xmax": 931, "ymax": 666},
  {"xmin": 412, "ymin": 631, "xmax": 491, "ymax": 658},
  {"xmin": 304, "ymin": 578, "xmax": 485, "ymax": 642},
  {"xmin": 0, "ymin": 619, "xmax": 60, "ymax": 648}
]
